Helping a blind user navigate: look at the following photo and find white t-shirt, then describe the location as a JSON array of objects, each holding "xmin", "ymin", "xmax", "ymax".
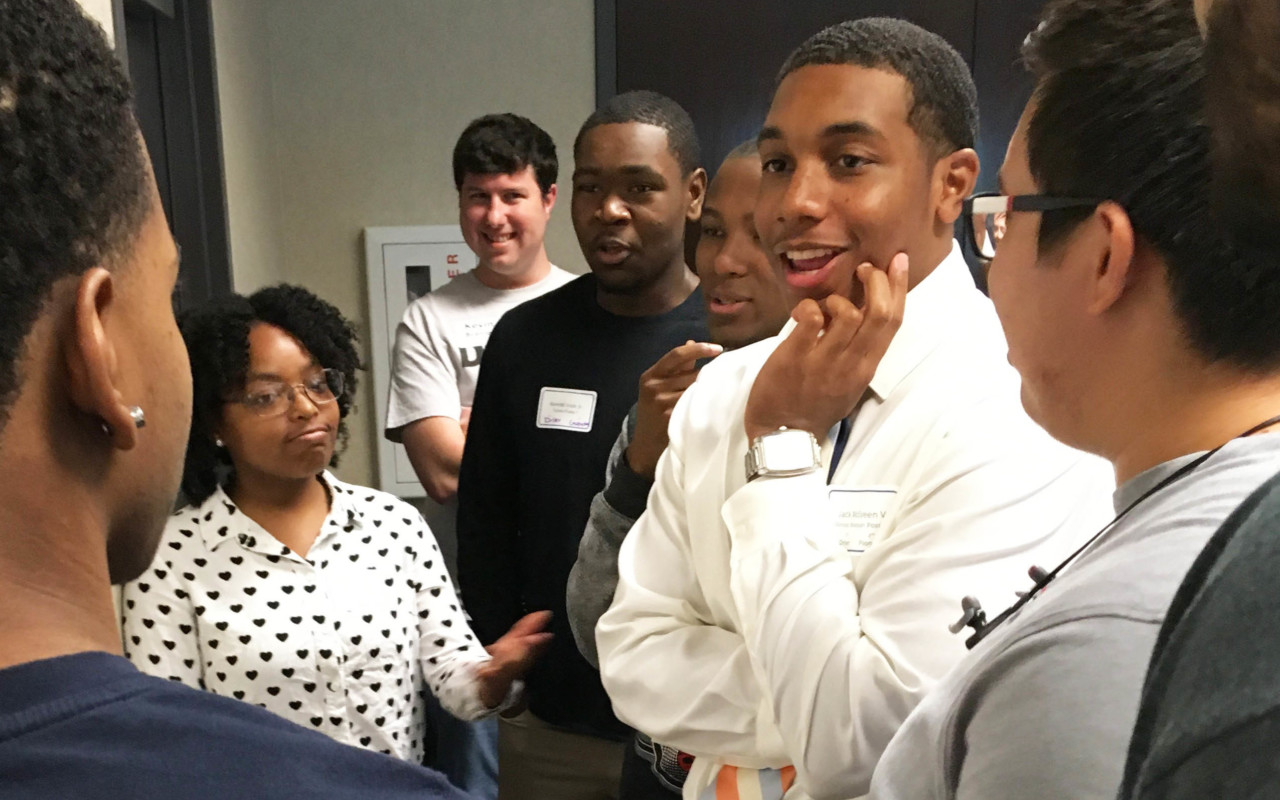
[{"xmin": 386, "ymin": 266, "xmax": 575, "ymax": 433}]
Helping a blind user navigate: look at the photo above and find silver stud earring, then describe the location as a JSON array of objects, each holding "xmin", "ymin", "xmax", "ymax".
[
  {"xmin": 215, "ymin": 437, "xmax": 224, "ymax": 448},
  {"xmin": 129, "ymin": 406, "xmax": 146, "ymax": 429}
]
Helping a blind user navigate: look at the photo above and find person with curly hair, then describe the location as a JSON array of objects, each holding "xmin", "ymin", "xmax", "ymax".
[{"xmin": 121, "ymin": 284, "xmax": 550, "ymax": 769}]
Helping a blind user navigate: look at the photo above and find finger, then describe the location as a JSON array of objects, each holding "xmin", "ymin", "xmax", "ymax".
[
  {"xmin": 814, "ymin": 292, "xmax": 864, "ymax": 355},
  {"xmin": 646, "ymin": 340, "xmax": 725, "ymax": 378},
  {"xmin": 857, "ymin": 257, "xmax": 907, "ymax": 340},
  {"xmin": 506, "ymin": 610, "xmax": 553, "ymax": 638},
  {"xmin": 651, "ymin": 370, "xmax": 702, "ymax": 396},
  {"xmin": 784, "ymin": 299, "xmax": 826, "ymax": 351}
]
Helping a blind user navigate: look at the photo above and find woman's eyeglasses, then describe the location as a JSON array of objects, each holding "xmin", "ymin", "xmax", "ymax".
[{"xmin": 229, "ymin": 369, "xmax": 345, "ymax": 418}]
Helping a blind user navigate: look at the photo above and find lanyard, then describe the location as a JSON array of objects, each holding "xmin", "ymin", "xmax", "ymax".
[{"xmin": 952, "ymin": 412, "xmax": 1280, "ymax": 650}]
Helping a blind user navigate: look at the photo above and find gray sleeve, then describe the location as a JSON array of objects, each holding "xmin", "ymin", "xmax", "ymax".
[
  {"xmin": 952, "ymin": 615, "xmax": 1157, "ymax": 800},
  {"xmin": 567, "ymin": 409, "xmax": 653, "ymax": 668}
]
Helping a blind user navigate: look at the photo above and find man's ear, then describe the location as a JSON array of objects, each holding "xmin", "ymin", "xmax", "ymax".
[
  {"xmin": 65, "ymin": 267, "xmax": 138, "ymax": 451},
  {"xmin": 542, "ymin": 183, "xmax": 558, "ymax": 215},
  {"xmin": 686, "ymin": 167, "xmax": 708, "ymax": 222},
  {"xmin": 934, "ymin": 148, "xmax": 980, "ymax": 226},
  {"xmin": 1086, "ymin": 202, "xmax": 1137, "ymax": 316}
]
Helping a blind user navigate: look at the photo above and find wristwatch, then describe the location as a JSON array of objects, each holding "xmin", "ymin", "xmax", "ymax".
[{"xmin": 745, "ymin": 426, "xmax": 822, "ymax": 482}]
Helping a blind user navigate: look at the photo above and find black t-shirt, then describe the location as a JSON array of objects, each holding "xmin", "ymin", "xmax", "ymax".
[
  {"xmin": 1120, "ymin": 467, "xmax": 1280, "ymax": 799},
  {"xmin": 457, "ymin": 274, "xmax": 708, "ymax": 740},
  {"xmin": 0, "ymin": 652, "xmax": 466, "ymax": 798}
]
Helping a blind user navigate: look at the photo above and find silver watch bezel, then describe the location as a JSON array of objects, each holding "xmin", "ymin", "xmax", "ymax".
[{"xmin": 745, "ymin": 426, "xmax": 822, "ymax": 481}]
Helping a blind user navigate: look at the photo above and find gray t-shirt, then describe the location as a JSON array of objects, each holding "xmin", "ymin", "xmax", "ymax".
[{"xmin": 867, "ymin": 433, "xmax": 1280, "ymax": 800}]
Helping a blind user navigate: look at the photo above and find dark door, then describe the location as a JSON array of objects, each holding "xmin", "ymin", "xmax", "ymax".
[
  {"xmin": 598, "ymin": 1, "xmax": 1049, "ymax": 289},
  {"xmin": 119, "ymin": 0, "xmax": 232, "ymax": 311}
]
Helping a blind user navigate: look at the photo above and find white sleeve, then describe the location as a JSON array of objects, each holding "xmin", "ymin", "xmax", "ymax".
[
  {"xmin": 411, "ymin": 510, "xmax": 496, "ymax": 721},
  {"xmin": 597, "ymin": 401, "xmax": 781, "ymax": 762},
  {"xmin": 719, "ymin": 432, "xmax": 1108, "ymax": 800},
  {"xmin": 386, "ymin": 300, "xmax": 461, "ymax": 431}
]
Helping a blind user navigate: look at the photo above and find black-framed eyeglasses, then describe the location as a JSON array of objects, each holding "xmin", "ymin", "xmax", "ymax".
[
  {"xmin": 228, "ymin": 368, "xmax": 345, "ymax": 418},
  {"xmin": 960, "ymin": 191, "xmax": 1104, "ymax": 264}
]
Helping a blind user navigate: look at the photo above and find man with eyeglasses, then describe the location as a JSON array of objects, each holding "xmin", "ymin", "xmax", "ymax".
[
  {"xmin": 865, "ymin": 1, "xmax": 1280, "ymax": 797},
  {"xmin": 595, "ymin": 18, "xmax": 1112, "ymax": 800},
  {"xmin": 1115, "ymin": 0, "xmax": 1280, "ymax": 796}
]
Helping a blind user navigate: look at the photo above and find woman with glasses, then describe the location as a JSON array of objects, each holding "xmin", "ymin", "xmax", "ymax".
[{"xmin": 120, "ymin": 284, "xmax": 550, "ymax": 763}]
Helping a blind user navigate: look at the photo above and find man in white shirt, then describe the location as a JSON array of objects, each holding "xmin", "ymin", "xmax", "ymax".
[
  {"xmin": 595, "ymin": 18, "xmax": 1114, "ymax": 800},
  {"xmin": 385, "ymin": 113, "xmax": 573, "ymax": 799}
]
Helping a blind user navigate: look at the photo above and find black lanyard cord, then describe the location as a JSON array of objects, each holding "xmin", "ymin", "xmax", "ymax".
[{"xmin": 959, "ymin": 411, "xmax": 1280, "ymax": 650}]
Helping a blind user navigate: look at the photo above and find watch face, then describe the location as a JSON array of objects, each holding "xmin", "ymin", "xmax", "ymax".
[{"xmin": 763, "ymin": 431, "xmax": 818, "ymax": 471}]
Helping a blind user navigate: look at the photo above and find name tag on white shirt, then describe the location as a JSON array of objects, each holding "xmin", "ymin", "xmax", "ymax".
[
  {"xmin": 536, "ymin": 387, "xmax": 597, "ymax": 433},
  {"xmin": 828, "ymin": 488, "xmax": 898, "ymax": 553}
]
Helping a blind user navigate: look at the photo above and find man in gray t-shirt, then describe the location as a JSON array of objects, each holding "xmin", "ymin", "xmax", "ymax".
[{"xmin": 867, "ymin": 2, "xmax": 1280, "ymax": 798}]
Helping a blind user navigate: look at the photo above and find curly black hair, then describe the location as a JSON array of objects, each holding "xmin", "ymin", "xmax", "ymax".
[
  {"xmin": 0, "ymin": 0, "xmax": 151, "ymax": 431},
  {"xmin": 777, "ymin": 18, "xmax": 979, "ymax": 157},
  {"xmin": 575, "ymin": 90, "xmax": 701, "ymax": 176},
  {"xmin": 452, "ymin": 113, "xmax": 559, "ymax": 195},
  {"xmin": 179, "ymin": 284, "xmax": 363, "ymax": 505}
]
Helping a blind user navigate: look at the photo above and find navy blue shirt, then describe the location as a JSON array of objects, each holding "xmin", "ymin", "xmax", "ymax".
[
  {"xmin": 457, "ymin": 274, "xmax": 708, "ymax": 740},
  {"xmin": 0, "ymin": 651, "xmax": 469, "ymax": 799}
]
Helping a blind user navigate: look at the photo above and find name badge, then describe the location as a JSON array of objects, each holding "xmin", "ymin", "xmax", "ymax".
[
  {"xmin": 828, "ymin": 488, "xmax": 897, "ymax": 553},
  {"xmin": 536, "ymin": 387, "xmax": 597, "ymax": 433}
]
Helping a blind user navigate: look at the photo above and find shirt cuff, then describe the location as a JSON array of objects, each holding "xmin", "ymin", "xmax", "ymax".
[
  {"xmin": 721, "ymin": 471, "xmax": 828, "ymax": 558},
  {"xmin": 603, "ymin": 451, "xmax": 654, "ymax": 521}
]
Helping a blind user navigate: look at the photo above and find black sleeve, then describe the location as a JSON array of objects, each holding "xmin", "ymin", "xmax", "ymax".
[
  {"xmin": 455, "ymin": 319, "xmax": 524, "ymax": 645},
  {"xmin": 1139, "ymin": 712, "xmax": 1280, "ymax": 800}
]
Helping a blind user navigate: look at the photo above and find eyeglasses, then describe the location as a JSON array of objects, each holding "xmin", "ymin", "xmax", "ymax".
[
  {"xmin": 960, "ymin": 191, "xmax": 1104, "ymax": 265},
  {"xmin": 229, "ymin": 368, "xmax": 345, "ymax": 418}
]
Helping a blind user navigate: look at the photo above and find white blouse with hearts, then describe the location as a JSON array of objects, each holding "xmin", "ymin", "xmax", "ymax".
[{"xmin": 121, "ymin": 472, "xmax": 498, "ymax": 760}]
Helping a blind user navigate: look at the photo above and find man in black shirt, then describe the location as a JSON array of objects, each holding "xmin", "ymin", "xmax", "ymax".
[
  {"xmin": 0, "ymin": 1, "xmax": 465, "ymax": 797},
  {"xmin": 456, "ymin": 91, "xmax": 711, "ymax": 800}
]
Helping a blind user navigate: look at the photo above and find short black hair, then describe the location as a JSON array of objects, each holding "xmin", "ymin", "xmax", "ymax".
[
  {"xmin": 778, "ymin": 18, "xmax": 978, "ymax": 156},
  {"xmin": 574, "ymin": 90, "xmax": 701, "ymax": 176},
  {"xmin": 0, "ymin": 0, "xmax": 151, "ymax": 431},
  {"xmin": 179, "ymin": 285, "xmax": 362, "ymax": 505},
  {"xmin": 1025, "ymin": 0, "xmax": 1280, "ymax": 371},
  {"xmin": 452, "ymin": 113, "xmax": 558, "ymax": 196},
  {"xmin": 1204, "ymin": 0, "xmax": 1280, "ymax": 251}
]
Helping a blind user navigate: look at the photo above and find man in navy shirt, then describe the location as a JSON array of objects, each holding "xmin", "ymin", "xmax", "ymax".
[
  {"xmin": 457, "ymin": 91, "xmax": 710, "ymax": 800},
  {"xmin": 0, "ymin": 1, "xmax": 465, "ymax": 797}
]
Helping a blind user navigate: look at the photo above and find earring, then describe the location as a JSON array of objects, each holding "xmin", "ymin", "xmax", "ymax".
[
  {"xmin": 129, "ymin": 406, "xmax": 146, "ymax": 429},
  {"xmin": 215, "ymin": 437, "xmax": 224, "ymax": 448}
]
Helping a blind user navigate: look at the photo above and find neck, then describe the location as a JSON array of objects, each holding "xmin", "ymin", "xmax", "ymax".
[
  {"xmin": 1107, "ymin": 370, "xmax": 1280, "ymax": 484},
  {"xmin": 0, "ymin": 455, "xmax": 122, "ymax": 672},
  {"xmin": 596, "ymin": 260, "xmax": 699, "ymax": 317},
  {"xmin": 227, "ymin": 468, "xmax": 327, "ymax": 520},
  {"xmin": 474, "ymin": 249, "xmax": 553, "ymax": 290}
]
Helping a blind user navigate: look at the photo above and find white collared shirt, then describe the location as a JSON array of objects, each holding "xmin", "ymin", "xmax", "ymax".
[
  {"xmin": 121, "ymin": 472, "xmax": 498, "ymax": 761},
  {"xmin": 596, "ymin": 245, "xmax": 1115, "ymax": 800}
]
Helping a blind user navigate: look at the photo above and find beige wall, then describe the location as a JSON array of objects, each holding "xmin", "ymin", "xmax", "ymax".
[
  {"xmin": 77, "ymin": 0, "xmax": 115, "ymax": 45},
  {"xmin": 212, "ymin": 0, "xmax": 595, "ymax": 487}
]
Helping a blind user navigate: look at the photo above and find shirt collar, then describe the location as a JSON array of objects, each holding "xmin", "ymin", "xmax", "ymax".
[
  {"xmin": 198, "ymin": 472, "xmax": 363, "ymax": 554},
  {"xmin": 868, "ymin": 241, "xmax": 976, "ymax": 400}
]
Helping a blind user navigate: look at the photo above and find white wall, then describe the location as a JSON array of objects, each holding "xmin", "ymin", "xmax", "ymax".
[
  {"xmin": 212, "ymin": 0, "xmax": 595, "ymax": 487},
  {"xmin": 77, "ymin": 0, "xmax": 115, "ymax": 45}
]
